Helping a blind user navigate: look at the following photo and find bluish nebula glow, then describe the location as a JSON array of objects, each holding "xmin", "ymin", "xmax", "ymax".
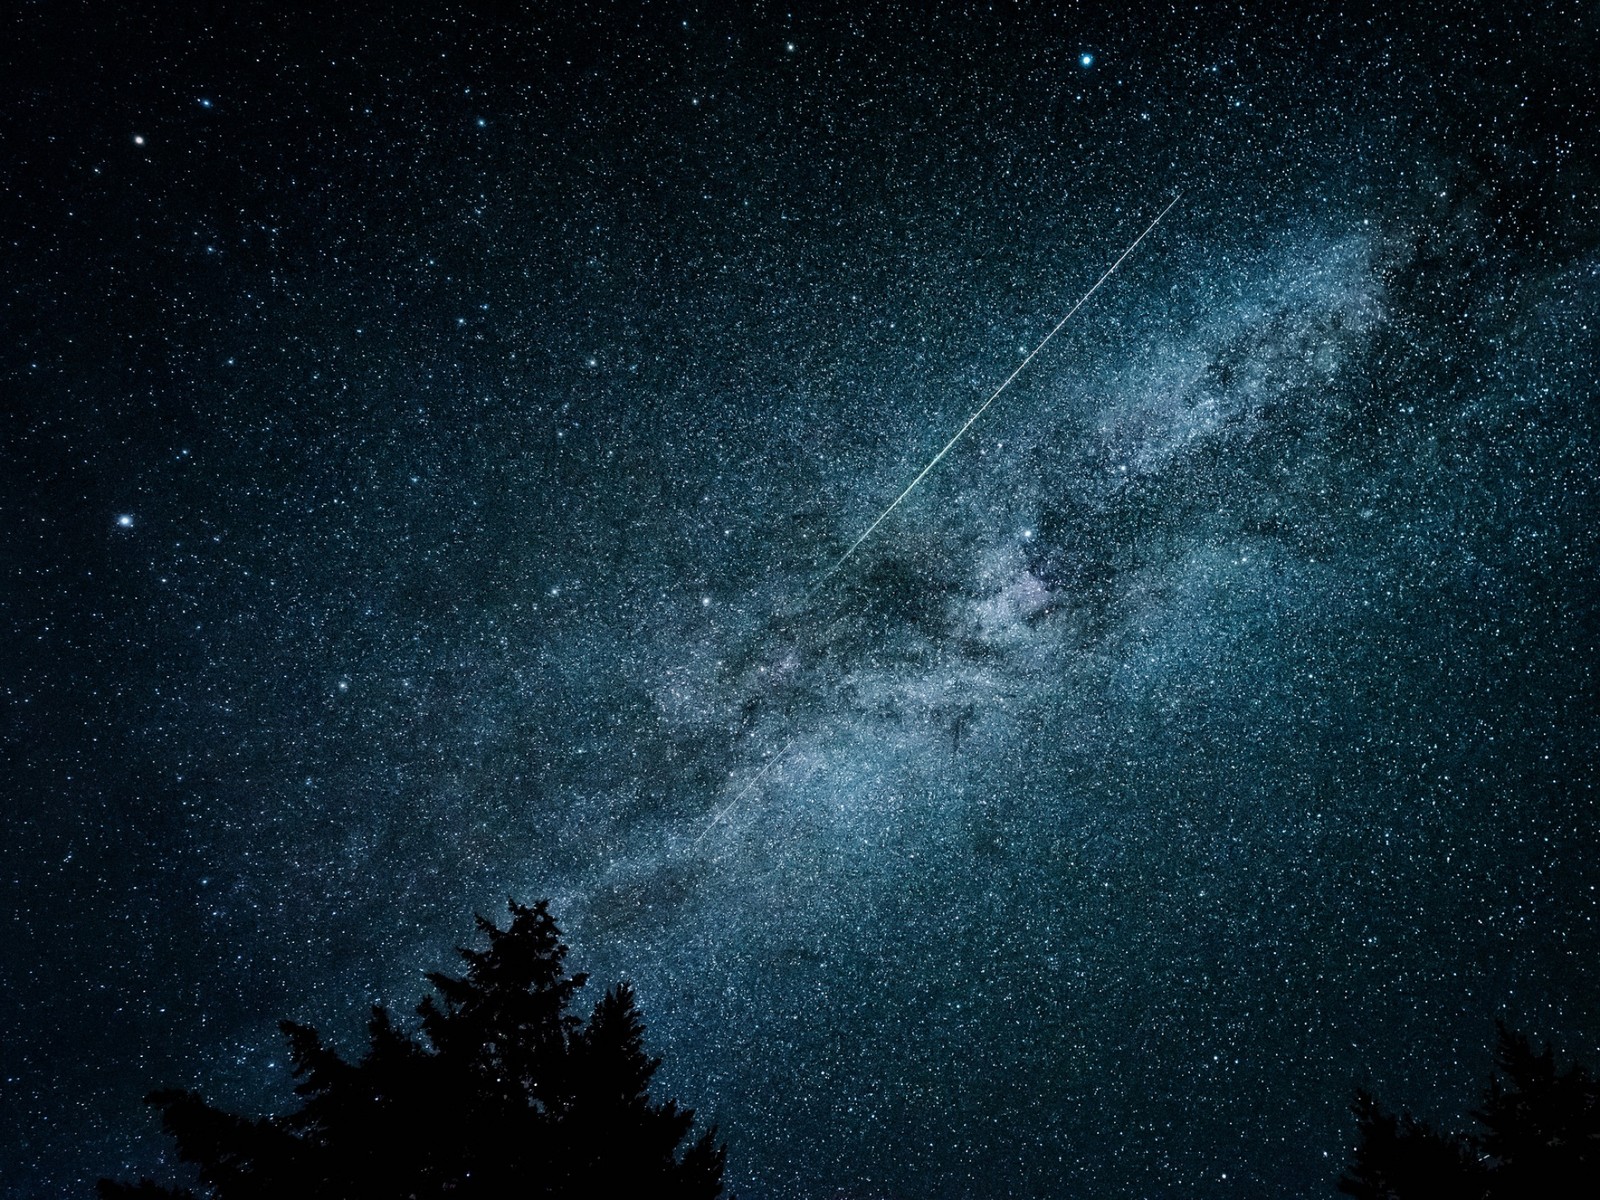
[{"xmin": 6, "ymin": 9, "xmax": 1597, "ymax": 1200}]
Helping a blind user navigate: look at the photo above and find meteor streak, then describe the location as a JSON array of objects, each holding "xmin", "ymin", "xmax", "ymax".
[
  {"xmin": 807, "ymin": 192, "xmax": 1181, "ymax": 597},
  {"xmin": 692, "ymin": 735, "xmax": 798, "ymax": 846},
  {"xmin": 698, "ymin": 195, "xmax": 1181, "ymax": 848}
]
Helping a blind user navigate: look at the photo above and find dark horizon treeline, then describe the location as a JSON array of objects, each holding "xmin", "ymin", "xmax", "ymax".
[
  {"xmin": 102, "ymin": 899, "xmax": 1597, "ymax": 1199},
  {"xmin": 100, "ymin": 900, "xmax": 723, "ymax": 1200},
  {"xmin": 1341, "ymin": 1023, "xmax": 1600, "ymax": 1198}
]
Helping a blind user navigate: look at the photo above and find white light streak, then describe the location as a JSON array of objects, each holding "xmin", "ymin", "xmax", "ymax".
[
  {"xmin": 807, "ymin": 192, "xmax": 1182, "ymax": 598},
  {"xmin": 692, "ymin": 735, "xmax": 798, "ymax": 846}
]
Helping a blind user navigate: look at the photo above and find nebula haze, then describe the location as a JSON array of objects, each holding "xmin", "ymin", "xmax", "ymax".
[{"xmin": 4, "ymin": 5, "xmax": 1598, "ymax": 1197}]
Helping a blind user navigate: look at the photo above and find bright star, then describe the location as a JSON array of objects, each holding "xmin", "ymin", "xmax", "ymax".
[
  {"xmin": 1079, "ymin": 52, "xmax": 1094, "ymax": 68},
  {"xmin": 116, "ymin": 514, "xmax": 134, "ymax": 528}
]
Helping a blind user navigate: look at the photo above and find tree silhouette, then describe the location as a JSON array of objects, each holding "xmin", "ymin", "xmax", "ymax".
[
  {"xmin": 100, "ymin": 899, "xmax": 725, "ymax": 1200},
  {"xmin": 1340, "ymin": 1022, "xmax": 1600, "ymax": 1198}
]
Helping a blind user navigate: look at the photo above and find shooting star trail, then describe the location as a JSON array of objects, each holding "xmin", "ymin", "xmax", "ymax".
[
  {"xmin": 696, "ymin": 194, "xmax": 1181, "ymax": 847},
  {"xmin": 692, "ymin": 735, "xmax": 799, "ymax": 846},
  {"xmin": 806, "ymin": 191, "xmax": 1182, "ymax": 600}
]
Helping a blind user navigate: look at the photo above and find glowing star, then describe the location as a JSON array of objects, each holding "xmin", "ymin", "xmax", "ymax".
[
  {"xmin": 1079, "ymin": 52, "xmax": 1095, "ymax": 68},
  {"xmin": 116, "ymin": 514, "xmax": 134, "ymax": 528}
]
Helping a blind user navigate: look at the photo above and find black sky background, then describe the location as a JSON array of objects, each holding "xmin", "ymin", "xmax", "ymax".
[{"xmin": 4, "ymin": 2, "xmax": 1599, "ymax": 1196}]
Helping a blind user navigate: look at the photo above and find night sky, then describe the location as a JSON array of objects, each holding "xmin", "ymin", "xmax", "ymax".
[{"xmin": 5, "ymin": 3, "xmax": 1599, "ymax": 1196}]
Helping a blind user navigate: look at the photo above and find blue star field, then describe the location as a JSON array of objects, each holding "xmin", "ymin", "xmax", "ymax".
[{"xmin": 3, "ymin": 3, "xmax": 1598, "ymax": 1197}]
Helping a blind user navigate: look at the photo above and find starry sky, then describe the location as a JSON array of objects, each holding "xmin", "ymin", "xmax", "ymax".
[{"xmin": 5, "ymin": 2, "xmax": 1599, "ymax": 1196}]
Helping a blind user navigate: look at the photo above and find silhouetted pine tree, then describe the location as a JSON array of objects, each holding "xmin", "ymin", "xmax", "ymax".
[
  {"xmin": 100, "ymin": 899, "xmax": 724, "ymax": 1200},
  {"xmin": 1340, "ymin": 1090, "xmax": 1487, "ymax": 1200},
  {"xmin": 1340, "ymin": 1022, "xmax": 1600, "ymax": 1199},
  {"xmin": 1472, "ymin": 1025, "xmax": 1600, "ymax": 1193}
]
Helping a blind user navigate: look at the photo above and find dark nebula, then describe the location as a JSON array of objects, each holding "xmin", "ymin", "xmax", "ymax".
[{"xmin": 4, "ymin": 3, "xmax": 1598, "ymax": 1196}]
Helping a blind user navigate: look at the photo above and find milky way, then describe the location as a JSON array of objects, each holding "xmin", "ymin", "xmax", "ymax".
[{"xmin": 5, "ymin": 5, "xmax": 1598, "ymax": 1197}]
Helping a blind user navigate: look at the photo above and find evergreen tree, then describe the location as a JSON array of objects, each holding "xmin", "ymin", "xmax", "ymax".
[
  {"xmin": 1472, "ymin": 1025, "xmax": 1600, "ymax": 1193},
  {"xmin": 100, "ymin": 899, "xmax": 725, "ymax": 1200},
  {"xmin": 1340, "ymin": 1022, "xmax": 1600, "ymax": 1199},
  {"xmin": 1340, "ymin": 1090, "xmax": 1486, "ymax": 1200}
]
